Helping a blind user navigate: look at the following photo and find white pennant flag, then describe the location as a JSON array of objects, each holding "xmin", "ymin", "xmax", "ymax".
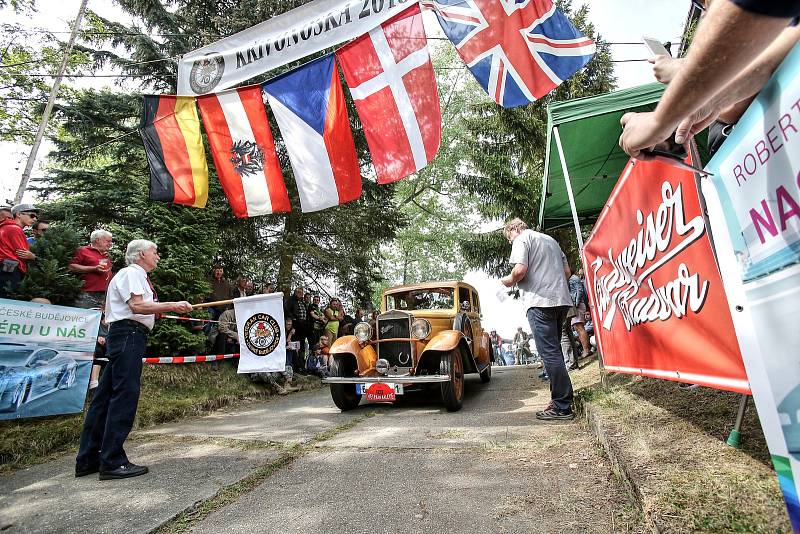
[{"xmin": 234, "ymin": 293, "xmax": 286, "ymax": 373}]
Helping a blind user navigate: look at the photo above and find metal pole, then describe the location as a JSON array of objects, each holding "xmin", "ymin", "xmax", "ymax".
[
  {"xmin": 726, "ymin": 394, "xmax": 749, "ymax": 448},
  {"xmin": 552, "ymin": 126, "xmax": 584, "ymax": 251},
  {"xmin": 14, "ymin": 0, "xmax": 89, "ymax": 204}
]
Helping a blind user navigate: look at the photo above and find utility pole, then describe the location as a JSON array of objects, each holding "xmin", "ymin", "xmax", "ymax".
[{"xmin": 14, "ymin": 0, "xmax": 89, "ymax": 204}]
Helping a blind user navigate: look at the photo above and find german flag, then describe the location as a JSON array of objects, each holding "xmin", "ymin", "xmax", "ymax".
[{"xmin": 140, "ymin": 96, "xmax": 209, "ymax": 208}]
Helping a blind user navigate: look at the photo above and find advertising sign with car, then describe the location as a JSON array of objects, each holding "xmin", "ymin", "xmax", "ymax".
[
  {"xmin": 702, "ymin": 44, "xmax": 800, "ymax": 531},
  {"xmin": 0, "ymin": 299, "xmax": 101, "ymax": 420}
]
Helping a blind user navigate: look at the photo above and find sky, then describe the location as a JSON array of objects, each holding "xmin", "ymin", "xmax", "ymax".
[{"xmin": 0, "ymin": 0, "xmax": 690, "ymax": 338}]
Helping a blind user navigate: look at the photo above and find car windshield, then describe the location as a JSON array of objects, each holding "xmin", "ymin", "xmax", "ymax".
[{"xmin": 385, "ymin": 288, "xmax": 454, "ymax": 311}]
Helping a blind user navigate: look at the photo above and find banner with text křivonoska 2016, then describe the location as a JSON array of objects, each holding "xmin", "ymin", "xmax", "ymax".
[{"xmin": 582, "ymin": 156, "xmax": 749, "ymax": 394}]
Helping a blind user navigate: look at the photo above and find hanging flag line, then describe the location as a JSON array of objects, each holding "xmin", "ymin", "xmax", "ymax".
[{"xmin": 142, "ymin": 353, "xmax": 239, "ymax": 364}]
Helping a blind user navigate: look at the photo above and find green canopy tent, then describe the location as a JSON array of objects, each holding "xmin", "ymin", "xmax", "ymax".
[
  {"xmin": 537, "ymin": 82, "xmax": 708, "ymax": 246},
  {"xmin": 538, "ymin": 82, "xmax": 664, "ymax": 240}
]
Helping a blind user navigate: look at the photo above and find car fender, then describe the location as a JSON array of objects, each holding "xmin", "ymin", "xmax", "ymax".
[
  {"xmin": 477, "ymin": 332, "xmax": 492, "ymax": 366},
  {"xmin": 419, "ymin": 331, "xmax": 478, "ymax": 374},
  {"xmin": 330, "ymin": 335, "xmax": 377, "ymax": 373}
]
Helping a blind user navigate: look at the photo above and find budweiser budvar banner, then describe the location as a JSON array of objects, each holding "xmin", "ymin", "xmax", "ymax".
[
  {"xmin": 177, "ymin": 0, "xmax": 412, "ymax": 96},
  {"xmin": 582, "ymin": 156, "xmax": 750, "ymax": 394}
]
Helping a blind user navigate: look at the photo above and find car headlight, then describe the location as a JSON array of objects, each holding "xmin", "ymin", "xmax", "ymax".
[
  {"xmin": 411, "ymin": 318, "xmax": 432, "ymax": 340},
  {"xmin": 354, "ymin": 322, "xmax": 372, "ymax": 343}
]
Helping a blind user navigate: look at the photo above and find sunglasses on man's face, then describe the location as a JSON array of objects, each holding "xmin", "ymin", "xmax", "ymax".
[{"xmin": 23, "ymin": 212, "xmax": 37, "ymax": 218}]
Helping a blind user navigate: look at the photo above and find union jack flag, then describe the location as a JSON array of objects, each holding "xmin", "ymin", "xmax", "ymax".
[{"xmin": 422, "ymin": 0, "xmax": 596, "ymax": 107}]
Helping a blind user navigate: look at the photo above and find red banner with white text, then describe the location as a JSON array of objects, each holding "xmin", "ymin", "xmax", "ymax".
[{"xmin": 582, "ymin": 157, "xmax": 750, "ymax": 394}]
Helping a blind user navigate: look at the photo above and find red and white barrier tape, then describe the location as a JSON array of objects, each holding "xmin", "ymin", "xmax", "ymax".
[{"xmin": 142, "ymin": 353, "xmax": 240, "ymax": 364}]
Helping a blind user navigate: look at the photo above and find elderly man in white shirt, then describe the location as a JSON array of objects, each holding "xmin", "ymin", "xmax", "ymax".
[
  {"xmin": 75, "ymin": 239, "xmax": 192, "ymax": 480},
  {"xmin": 501, "ymin": 218, "xmax": 575, "ymax": 421}
]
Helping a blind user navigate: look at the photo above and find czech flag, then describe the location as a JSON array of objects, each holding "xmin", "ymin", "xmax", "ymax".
[
  {"xmin": 140, "ymin": 96, "xmax": 209, "ymax": 208},
  {"xmin": 197, "ymin": 86, "xmax": 291, "ymax": 217},
  {"xmin": 262, "ymin": 55, "xmax": 361, "ymax": 213}
]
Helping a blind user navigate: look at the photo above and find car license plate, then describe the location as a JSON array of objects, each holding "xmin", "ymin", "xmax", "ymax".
[{"xmin": 357, "ymin": 383, "xmax": 403, "ymax": 400}]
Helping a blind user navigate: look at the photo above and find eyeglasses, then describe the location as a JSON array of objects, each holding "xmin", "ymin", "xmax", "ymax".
[{"xmin": 22, "ymin": 212, "xmax": 37, "ymax": 218}]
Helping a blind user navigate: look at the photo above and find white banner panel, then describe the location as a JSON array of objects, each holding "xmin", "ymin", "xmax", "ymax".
[
  {"xmin": 177, "ymin": 0, "xmax": 414, "ymax": 96},
  {"xmin": 234, "ymin": 293, "xmax": 286, "ymax": 373},
  {"xmin": 703, "ymin": 42, "xmax": 800, "ymax": 529}
]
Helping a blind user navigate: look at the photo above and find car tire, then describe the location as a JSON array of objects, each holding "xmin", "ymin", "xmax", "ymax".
[
  {"xmin": 479, "ymin": 346, "xmax": 492, "ymax": 383},
  {"xmin": 330, "ymin": 357, "xmax": 362, "ymax": 412},
  {"xmin": 440, "ymin": 349, "xmax": 464, "ymax": 412}
]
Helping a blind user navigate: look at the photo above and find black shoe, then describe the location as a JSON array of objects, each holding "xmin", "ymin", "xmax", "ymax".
[
  {"xmin": 535, "ymin": 407, "xmax": 575, "ymax": 421},
  {"xmin": 75, "ymin": 463, "xmax": 100, "ymax": 477},
  {"xmin": 99, "ymin": 462, "xmax": 149, "ymax": 480}
]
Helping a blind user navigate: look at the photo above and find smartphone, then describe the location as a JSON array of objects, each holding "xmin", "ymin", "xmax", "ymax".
[{"xmin": 642, "ymin": 36, "xmax": 671, "ymax": 57}]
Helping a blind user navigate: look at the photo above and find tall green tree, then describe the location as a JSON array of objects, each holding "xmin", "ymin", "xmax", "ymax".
[
  {"xmin": 31, "ymin": 0, "xmax": 405, "ymax": 354},
  {"xmin": 376, "ymin": 45, "xmax": 484, "ymax": 293},
  {"xmin": 455, "ymin": 0, "xmax": 617, "ymax": 275}
]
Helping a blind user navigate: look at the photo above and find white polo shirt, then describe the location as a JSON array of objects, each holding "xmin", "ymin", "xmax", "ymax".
[
  {"xmin": 104, "ymin": 263, "xmax": 155, "ymax": 330},
  {"xmin": 508, "ymin": 229, "xmax": 573, "ymax": 309}
]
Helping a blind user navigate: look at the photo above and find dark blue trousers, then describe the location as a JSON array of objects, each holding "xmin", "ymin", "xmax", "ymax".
[
  {"xmin": 527, "ymin": 306, "xmax": 574, "ymax": 411},
  {"xmin": 76, "ymin": 322, "xmax": 146, "ymax": 470}
]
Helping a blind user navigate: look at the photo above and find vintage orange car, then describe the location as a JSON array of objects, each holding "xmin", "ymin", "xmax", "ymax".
[{"xmin": 323, "ymin": 281, "xmax": 493, "ymax": 412}]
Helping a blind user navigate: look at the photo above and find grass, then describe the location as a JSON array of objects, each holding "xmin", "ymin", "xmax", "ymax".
[
  {"xmin": 574, "ymin": 365, "xmax": 790, "ymax": 533},
  {"xmin": 0, "ymin": 360, "xmax": 322, "ymax": 473}
]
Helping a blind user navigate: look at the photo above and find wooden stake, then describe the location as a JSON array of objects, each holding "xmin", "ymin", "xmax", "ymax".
[{"xmin": 192, "ymin": 299, "xmax": 234, "ymax": 309}]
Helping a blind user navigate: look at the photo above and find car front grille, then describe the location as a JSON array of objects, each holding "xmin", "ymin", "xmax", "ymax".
[{"xmin": 376, "ymin": 313, "xmax": 413, "ymax": 369}]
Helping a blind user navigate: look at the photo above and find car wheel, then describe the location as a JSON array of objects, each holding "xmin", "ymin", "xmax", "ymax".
[
  {"xmin": 329, "ymin": 357, "xmax": 362, "ymax": 412},
  {"xmin": 58, "ymin": 367, "xmax": 76, "ymax": 390},
  {"xmin": 480, "ymin": 346, "xmax": 492, "ymax": 383},
  {"xmin": 440, "ymin": 349, "xmax": 464, "ymax": 412}
]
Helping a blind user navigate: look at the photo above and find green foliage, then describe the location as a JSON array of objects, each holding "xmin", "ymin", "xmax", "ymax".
[
  {"xmin": 28, "ymin": 0, "xmax": 405, "ymax": 356},
  {"xmin": 0, "ymin": 3, "xmax": 92, "ymax": 143},
  {"xmin": 13, "ymin": 224, "xmax": 83, "ymax": 304},
  {"xmin": 375, "ymin": 46, "xmax": 484, "ymax": 288}
]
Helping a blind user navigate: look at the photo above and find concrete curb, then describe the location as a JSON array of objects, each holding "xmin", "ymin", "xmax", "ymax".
[{"xmin": 576, "ymin": 395, "xmax": 664, "ymax": 534}]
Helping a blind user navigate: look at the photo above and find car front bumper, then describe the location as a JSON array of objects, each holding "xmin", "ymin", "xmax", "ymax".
[{"xmin": 323, "ymin": 374, "xmax": 451, "ymax": 385}]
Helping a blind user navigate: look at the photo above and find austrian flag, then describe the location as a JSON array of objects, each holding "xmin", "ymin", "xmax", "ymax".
[
  {"xmin": 197, "ymin": 86, "xmax": 290, "ymax": 217},
  {"xmin": 337, "ymin": 4, "xmax": 441, "ymax": 184}
]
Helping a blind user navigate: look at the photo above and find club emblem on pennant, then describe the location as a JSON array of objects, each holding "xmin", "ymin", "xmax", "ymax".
[
  {"xmin": 230, "ymin": 140, "xmax": 265, "ymax": 177},
  {"xmin": 189, "ymin": 52, "xmax": 225, "ymax": 94},
  {"xmin": 243, "ymin": 313, "xmax": 281, "ymax": 357}
]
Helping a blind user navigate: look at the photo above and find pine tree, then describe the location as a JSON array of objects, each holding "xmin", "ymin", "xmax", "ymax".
[
  {"xmin": 13, "ymin": 224, "xmax": 83, "ymax": 304},
  {"xmin": 29, "ymin": 0, "xmax": 405, "ymax": 354}
]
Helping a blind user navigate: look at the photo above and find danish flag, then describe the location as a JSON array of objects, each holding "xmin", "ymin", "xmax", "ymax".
[
  {"xmin": 337, "ymin": 4, "xmax": 441, "ymax": 184},
  {"xmin": 422, "ymin": 0, "xmax": 596, "ymax": 108}
]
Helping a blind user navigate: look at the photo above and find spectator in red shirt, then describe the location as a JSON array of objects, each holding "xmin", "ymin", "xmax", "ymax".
[
  {"xmin": 0, "ymin": 204, "xmax": 38, "ymax": 298},
  {"xmin": 69, "ymin": 229, "xmax": 113, "ymax": 309}
]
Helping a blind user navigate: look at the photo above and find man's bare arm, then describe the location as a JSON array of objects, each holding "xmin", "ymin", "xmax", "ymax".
[
  {"xmin": 128, "ymin": 294, "xmax": 192, "ymax": 314},
  {"xmin": 674, "ymin": 24, "xmax": 800, "ymax": 142},
  {"xmin": 620, "ymin": 0, "xmax": 789, "ymax": 158},
  {"xmin": 501, "ymin": 263, "xmax": 528, "ymax": 287}
]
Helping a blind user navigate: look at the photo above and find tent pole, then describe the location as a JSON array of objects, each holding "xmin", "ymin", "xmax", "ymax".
[
  {"xmin": 552, "ymin": 126, "xmax": 584, "ymax": 251},
  {"xmin": 553, "ymin": 126, "xmax": 606, "ymax": 383}
]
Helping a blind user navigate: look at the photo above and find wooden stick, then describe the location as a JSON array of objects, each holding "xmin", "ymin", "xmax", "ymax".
[{"xmin": 192, "ymin": 299, "xmax": 234, "ymax": 309}]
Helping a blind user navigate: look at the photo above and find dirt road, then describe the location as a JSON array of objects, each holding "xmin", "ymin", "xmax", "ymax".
[{"xmin": 0, "ymin": 365, "xmax": 642, "ymax": 533}]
